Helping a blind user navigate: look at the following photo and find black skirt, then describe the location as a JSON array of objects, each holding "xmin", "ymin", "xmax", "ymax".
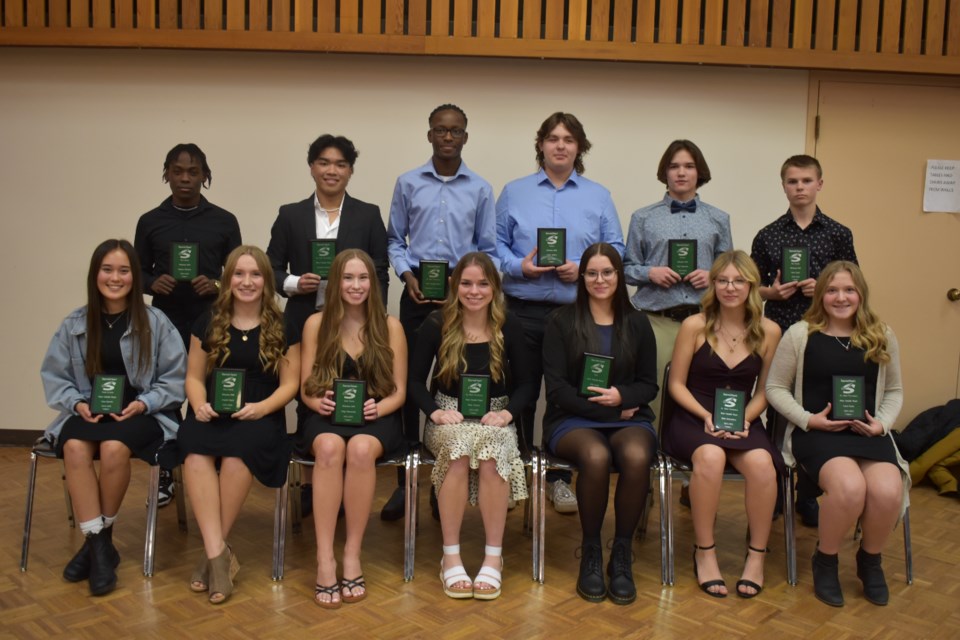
[
  {"xmin": 791, "ymin": 428, "xmax": 900, "ymax": 483},
  {"xmin": 57, "ymin": 414, "xmax": 165, "ymax": 464}
]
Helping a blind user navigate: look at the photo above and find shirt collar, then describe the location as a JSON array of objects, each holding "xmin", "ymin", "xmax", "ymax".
[
  {"xmin": 536, "ymin": 167, "xmax": 580, "ymax": 189},
  {"xmin": 661, "ymin": 192, "xmax": 701, "ymax": 211},
  {"xmin": 420, "ymin": 158, "xmax": 470, "ymax": 182},
  {"xmin": 161, "ymin": 195, "xmax": 209, "ymax": 214}
]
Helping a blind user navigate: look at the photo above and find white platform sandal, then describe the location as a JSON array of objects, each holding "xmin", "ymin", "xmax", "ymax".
[
  {"xmin": 473, "ymin": 545, "xmax": 503, "ymax": 601},
  {"xmin": 440, "ymin": 544, "xmax": 473, "ymax": 599}
]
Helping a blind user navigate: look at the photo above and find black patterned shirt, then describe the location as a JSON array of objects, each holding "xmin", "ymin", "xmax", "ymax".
[{"xmin": 750, "ymin": 208, "xmax": 858, "ymax": 331}]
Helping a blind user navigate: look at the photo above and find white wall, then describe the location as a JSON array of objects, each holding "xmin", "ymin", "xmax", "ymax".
[{"xmin": 0, "ymin": 48, "xmax": 808, "ymax": 432}]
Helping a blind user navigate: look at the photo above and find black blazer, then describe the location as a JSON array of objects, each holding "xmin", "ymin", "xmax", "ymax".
[{"xmin": 266, "ymin": 192, "xmax": 389, "ymax": 331}]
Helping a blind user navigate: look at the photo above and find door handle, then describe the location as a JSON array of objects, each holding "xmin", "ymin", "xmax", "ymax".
[{"xmin": 949, "ymin": 288, "xmax": 960, "ymax": 302}]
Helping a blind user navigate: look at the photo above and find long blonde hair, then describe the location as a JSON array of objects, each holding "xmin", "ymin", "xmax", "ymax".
[
  {"xmin": 436, "ymin": 253, "xmax": 507, "ymax": 386},
  {"xmin": 205, "ymin": 246, "xmax": 287, "ymax": 375},
  {"xmin": 699, "ymin": 250, "xmax": 766, "ymax": 355},
  {"xmin": 804, "ymin": 261, "xmax": 889, "ymax": 363},
  {"xmin": 303, "ymin": 249, "xmax": 396, "ymax": 398}
]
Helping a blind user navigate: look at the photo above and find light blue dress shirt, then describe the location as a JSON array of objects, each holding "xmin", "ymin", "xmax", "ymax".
[
  {"xmin": 496, "ymin": 169, "xmax": 624, "ymax": 304},
  {"xmin": 386, "ymin": 159, "xmax": 498, "ymax": 278}
]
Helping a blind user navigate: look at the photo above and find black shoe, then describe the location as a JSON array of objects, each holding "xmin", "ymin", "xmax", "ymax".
[
  {"xmin": 679, "ymin": 483, "xmax": 691, "ymax": 508},
  {"xmin": 157, "ymin": 468, "xmax": 174, "ymax": 508},
  {"xmin": 606, "ymin": 538, "xmax": 636, "ymax": 605},
  {"xmin": 576, "ymin": 542, "xmax": 606, "ymax": 602},
  {"xmin": 63, "ymin": 525, "xmax": 119, "ymax": 582},
  {"xmin": 796, "ymin": 497, "xmax": 819, "ymax": 527},
  {"xmin": 811, "ymin": 548, "xmax": 844, "ymax": 607},
  {"xmin": 300, "ymin": 483, "xmax": 314, "ymax": 519},
  {"xmin": 380, "ymin": 486, "xmax": 405, "ymax": 521},
  {"xmin": 856, "ymin": 547, "xmax": 889, "ymax": 606},
  {"xmin": 693, "ymin": 543, "xmax": 727, "ymax": 598},
  {"xmin": 430, "ymin": 486, "xmax": 440, "ymax": 521},
  {"xmin": 87, "ymin": 529, "xmax": 119, "ymax": 596}
]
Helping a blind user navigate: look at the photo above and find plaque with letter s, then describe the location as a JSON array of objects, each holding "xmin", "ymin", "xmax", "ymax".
[
  {"xmin": 311, "ymin": 239, "xmax": 337, "ymax": 278},
  {"xmin": 832, "ymin": 375, "xmax": 865, "ymax": 420},
  {"xmin": 579, "ymin": 353, "xmax": 614, "ymax": 397},
  {"xmin": 668, "ymin": 239, "xmax": 698, "ymax": 278},
  {"xmin": 212, "ymin": 368, "xmax": 245, "ymax": 414},
  {"xmin": 333, "ymin": 379, "xmax": 367, "ymax": 426},
  {"xmin": 781, "ymin": 246, "xmax": 809, "ymax": 283},
  {"xmin": 171, "ymin": 242, "xmax": 199, "ymax": 281},
  {"xmin": 418, "ymin": 260, "xmax": 449, "ymax": 301},
  {"xmin": 713, "ymin": 388, "xmax": 746, "ymax": 432},
  {"xmin": 536, "ymin": 228, "xmax": 566, "ymax": 267},
  {"xmin": 91, "ymin": 374, "xmax": 126, "ymax": 415},
  {"xmin": 458, "ymin": 374, "xmax": 491, "ymax": 419}
]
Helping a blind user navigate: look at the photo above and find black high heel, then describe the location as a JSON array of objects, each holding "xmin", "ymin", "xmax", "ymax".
[
  {"xmin": 693, "ymin": 543, "xmax": 726, "ymax": 598},
  {"xmin": 736, "ymin": 544, "xmax": 769, "ymax": 598}
]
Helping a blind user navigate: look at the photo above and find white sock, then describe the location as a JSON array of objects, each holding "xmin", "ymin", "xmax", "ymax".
[
  {"xmin": 102, "ymin": 514, "xmax": 117, "ymax": 528},
  {"xmin": 79, "ymin": 517, "xmax": 103, "ymax": 536}
]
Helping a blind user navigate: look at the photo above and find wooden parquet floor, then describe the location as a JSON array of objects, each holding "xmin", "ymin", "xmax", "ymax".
[{"xmin": 2, "ymin": 445, "xmax": 959, "ymax": 639}]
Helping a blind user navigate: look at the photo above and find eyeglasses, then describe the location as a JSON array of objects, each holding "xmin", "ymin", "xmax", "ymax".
[
  {"xmin": 431, "ymin": 127, "xmax": 466, "ymax": 139},
  {"xmin": 584, "ymin": 269, "xmax": 617, "ymax": 281},
  {"xmin": 715, "ymin": 278, "xmax": 748, "ymax": 289}
]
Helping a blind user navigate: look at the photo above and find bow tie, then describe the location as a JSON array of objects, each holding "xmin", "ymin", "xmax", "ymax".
[{"xmin": 670, "ymin": 200, "xmax": 697, "ymax": 213}]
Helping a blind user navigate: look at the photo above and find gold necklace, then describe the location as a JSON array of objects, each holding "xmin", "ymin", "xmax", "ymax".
[{"xmin": 716, "ymin": 324, "xmax": 746, "ymax": 354}]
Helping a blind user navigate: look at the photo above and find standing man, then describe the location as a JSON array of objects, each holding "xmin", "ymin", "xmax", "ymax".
[
  {"xmin": 751, "ymin": 154, "xmax": 858, "ymax": 527},
  {"xmin": 380, "ymin": 104, "xmax": 498, "ymax": 520},
  {"xmin": 497, "ymin": 112, "xmax": 625, "ymax": 513},
  {"xmin": 267, "ymin": 134, "xmax": 388, "ymax": 334},
  {"xmin": 623, "ymin": 139, "xmax": 732, "ymax": 425},
  {"xmin": 135, "ymin": 142, "xmax": 242, "ymax": 506}
]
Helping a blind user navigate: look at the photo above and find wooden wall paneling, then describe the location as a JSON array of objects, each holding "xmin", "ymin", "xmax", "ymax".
[
  {"xmin": 814, "ymin": 0, "xmax": 836, "ymax": 50},
  {"xmin": 636, "ymin": 0, "xmax": 655, "ymax": 43},
  {"xmin": 881, "ymin": 0, "xmax": 902, "ymax": 53},
  {"xmin": 544, "ymin": 0, "xmax": 564, "ymax": 40},
  {"xmin": 71, "ymin": 0, "xmax": 90, "ymax": 28},
  {"xmin": 226, "ymin": 0, "xmax": 245, "ymax": 30},
  {"xmin": 924, "ymin": 0, "xmax": 946, "ymax": 56},
  {"xmin": 681, "ymin": 0, "xmax": 701, "ymax": 45},
  {"xmin": 747, "ymin": 0, "xmax": 768, "ymax": 47},
  {"xmin": 248, "ymin": 0, "xmax": 268, "ymax": 31},
  {"xmin": 293, "ymin": 0, "xmax": 311, "ymax": 31},
  {"xmin": 477, "ymin": 0, "xmax": 496, "ymax": 38},
  {"xmin": 452, "ymin": 0, "xmax": 471, "ymax": 37},
  {"xmin": 612, "ymin": 0, "xmax": 632, "ymax": 42},
  {"xmin": 25, "ymin": 0, "xmax": 45, "ymax": 27},
  {"xmin": 48, "ymin": 0, "xmax": 67, "ymax": 27},
  {"xmin": 568, "ymin": 0, "xmax": 587, "ymax": 41},
  {"xmin": 181, "ymin": 0, "xmax": 200, "ymax": 30},
  {"xmin": 658, "ymin": 0, "xmax": 679, "ymax": 44},
  {"xmin": 859, "ymin": 1, "xmax": 880, "ymax": 52},
  {"xmin": 384, "ymin": 0, "xmax": 404, "ymax": 35},
  {"xmin": 362, "ymin": 0, "xmax": 380, "ymax": 35},
  {"xmin": 92, "ymin": 0, "xmax": 111, "ymax": 27},
  {"xmin": 901, "ymin": 0, "xmax": 923, "ymax": 54},
  {"xmin": 159, "ymin": 0, "xmax": 177, "ymax": 29},
  {"xmin": 272, "ymin": 0, "xmax": 292, "ymax": 32},
  {"xmin": 137, "ymin": 0, "xmax": 156, "ymax": 29},
  {"xmin": 725, "ymin": 0, "xmax": 746, "ymax": 46},
  {"xmin": 835, "ymin": 0, "xmax": 857, "ymax": 51},
  {"xmin": 589, "ymin": 0, "xmax": 610, "ymax": 41},
  {"xmin": 4, "ymin": 0, "xmax": 24, "ymax": 27},
  {"xmin": 408, "ymin": 0, "xmax": 427, "ymax": 36},
  {"xmin": 432, "ymin": 0, "xmax": 450, "ymax": 36},
  {"xmin": 949, "ymin": 0, "xmax": 960, "ymax": 55},
  {"xmin": 500, "ymin": 0, "xmax": 519, "ymax": 38},
  {"xmin": 770, "ymin": 0, "xmax": 790, "ymax": 48},
  {"xmin": 792, "ymin": 0, "xmax": 813, "ymax": 49},
  {"xmin": 703, "ymin": 0, "xmax": 723, "ymax": 45},
  {"xmin": 316, "ymin": 0, "xmax": 335, "ymax": 33}
]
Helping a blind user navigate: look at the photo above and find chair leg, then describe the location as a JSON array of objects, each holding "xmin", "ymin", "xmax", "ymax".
[
  {"xmin": 143, "ymin": 464, "xmax": 161, "ymax": 577},
  {"xmin": 403, "ymin": 450, "xmax": 417, "ymax": 582},
  {"xmin": 173, "ymin": 465, "xmax": 188, "ymax": 533},
  {"xmin": 535, "ymin": 449, "xmax": 546, "ymax": 584},
  {"xmin": 903, "ymin": 507, "xmax": 913, "ymax": 585},
  {"xmin": 783, "ymin": 470, "xmax": 797, "ymax": 586},
  {"xmin": 290, "ymin": 461, "xmax": 303, "ymax": 536},
  {"xmin": 272, "ymin": 465, "xmax": 290, "ymax": 581},
  {"xmin": 522, "ymin": 464, "xmax": 532, "ymax": 537},
  {"xmin": 20, "ymin": 451, "xmax": 40, "ymax": 572},
  {"xmin": 662, "ymin": 457, "xmax": 675, "ymax": 586},
  {"xmin": 61, "ymin": 460, "xmax": 75, "ymax": 528}
]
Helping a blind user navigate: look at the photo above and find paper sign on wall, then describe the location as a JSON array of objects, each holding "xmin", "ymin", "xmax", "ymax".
[{"xmin": 923, "ymin": 160, "xmax": 960, "ymax": 213}]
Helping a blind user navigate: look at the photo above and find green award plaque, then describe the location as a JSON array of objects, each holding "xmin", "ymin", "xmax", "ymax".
[
  {"xmin": 333, "ymin": 379, "xmax": 366, "ymax": 426},
  {"xmin": 90, "ymin": 374, "xmax": 125, "ymax": 414},
  {"xmin": 310, "ymin": 239, "xmax": 337, "ymax": 278},
  {"xmin": 458, "ymin": 374, "xmax": 491, "ymax": 419},
  {"xmin": 832, "ymin": 375, "xmax": 865, "ymax": 420},
  {"xmin": 579, "ymin": 353, "xmax": 614, "ymax": 397},
  {"xmin": 781, "ymin": 246, "xmax": 810, "ymax": 283},
  {"xmin": 418, "ymin": 260, "xmax": 449, "ymax": 301},
  {"xmin": 171, "ymin": 242, "xmax": 199, "ymax": 281},
  {"xmin": 668, "ymin": 239, "xmax": 698, "ymax": 278},
  {"xmin": 713, "ymin": 388, "xmax": 746, "ymax": 432},
  {"xmin": 212, "ymin": 368, "xmax": 245, "ymax": 414},
  {"xmin": 537, "ymin": 228, "xmax": 566, "ymax": 267}
]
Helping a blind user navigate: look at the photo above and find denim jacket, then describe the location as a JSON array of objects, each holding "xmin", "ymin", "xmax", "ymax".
[{"xmin": 40, "ymin": 305, "xmax": 187, "ymax": 443}]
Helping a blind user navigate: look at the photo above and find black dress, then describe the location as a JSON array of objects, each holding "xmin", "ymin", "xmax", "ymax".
[
  {"xmin": 664, "ymin": 342, "xmax": 784, "ymax": 474},
  {"xmin": 297, "ymin": 353, "xmax": 402, "ymax": 458},
  {"xmin": 791, "ymin": 332, "xmax": 899, "ymax": 482},
  {"xmin": 57, "ymin": 312, "xmax": 164, "ymax": 464},
  {"xmin": 176, "ymin": 315, "xmax": 298, "ymax": 488}
]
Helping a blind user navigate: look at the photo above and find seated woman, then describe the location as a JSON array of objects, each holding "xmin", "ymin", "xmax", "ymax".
[
  {"xmin": 40, "ymin": 239, "xmax": 186, "ymax": 596},
  {"xmin": 179, "ymin": 246, "xmax": 300, "ymax": 605},
  {"xmin": 409, "ymin": 252, "xmax": 535, "ymax": 601},
  {"xmin": 299, "ymin": 249, "xmax": 406, "ymax": 609},
  {"xmin": 542, "ymin": 242, "xmax": 658, "ymax": 605},
  {"xmin": 665, "ymin": 250, "xmax": 783, "ymax": 598},
  {"xmin": 767, "ymin": 261, "xmax": 907, "ymax": 607}
]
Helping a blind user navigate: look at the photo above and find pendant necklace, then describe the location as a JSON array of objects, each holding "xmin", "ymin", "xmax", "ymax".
[
  {"xmin": 716, "ymin": 324, "xmax": 745, "ymax": 354},
  {"xmin": 104, "ymin": 310, "xmax": 127, "ymax": 330},
  {"xmin": 833, "ymin": 335, "xmax": 851, "ymax": 351}
]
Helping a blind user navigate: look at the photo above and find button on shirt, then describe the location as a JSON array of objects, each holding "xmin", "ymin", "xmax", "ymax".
[
  {"xmin": 283, "ymin": 193, "xmax": 340, "ymax": 310},
  {"xmin": 624, "ymin": 194, "xmax": 732, "ymax": 311},
  {"xmin": 386, "ymin": 159, "xmax": 498, "ymax": 277},
  {"xmin": 496, "ymin": 169, "xmax": 624, "ymax": 304},
  {"xmin": 750, "ymin": 208, "xmax": 858, "ymax": 331}
]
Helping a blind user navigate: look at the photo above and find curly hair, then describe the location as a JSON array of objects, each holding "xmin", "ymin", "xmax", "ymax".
[
  {"xmin": 804, "ymin": 261, "xmax": 889, "ymax": 364},
  {"xmin": 535, "ymin": 112, "xmax": 591, "ymax": 175},
  {"xmin": 435, "ymin": 253, "xmax": 506, "ymax": 387},
  {"xmin": 204, "ymin": 246, "xmax": 287, "ymax": 375},
  {"xmin": 699, "ymin": 250, "xmax": 766, "ymax": 356},
  {"xmin": 303, "ymin": 249, "xmax": 396, "ymax": 399}
]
